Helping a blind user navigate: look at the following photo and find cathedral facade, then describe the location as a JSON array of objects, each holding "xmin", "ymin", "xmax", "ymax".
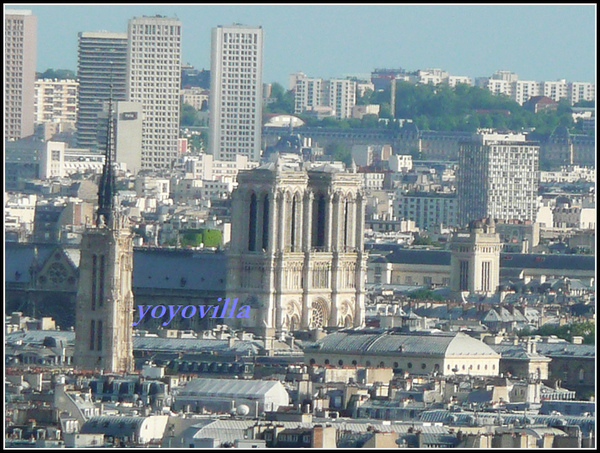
[{"xmin": 227, "ymin": 162, "xmax": 368, "ymax": 336}]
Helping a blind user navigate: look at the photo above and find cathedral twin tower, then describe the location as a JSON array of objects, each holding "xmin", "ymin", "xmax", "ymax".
[{"xmin": 227, "ymin": 162, "xmax": 368, "ymax": 336}]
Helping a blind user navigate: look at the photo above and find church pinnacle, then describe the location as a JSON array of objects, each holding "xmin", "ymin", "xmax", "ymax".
[{"xmin": 96, "ymin": 90, "xmax": 116, "ymax": 226}]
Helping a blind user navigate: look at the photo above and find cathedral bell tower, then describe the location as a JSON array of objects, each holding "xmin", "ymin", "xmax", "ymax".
[
  {"xmin": 74, "ymin": 95, "xmax": 134, "ymax": 373},
  {"xmin": 450, "ymin": 217, "xmax": 501, "ymax": 298},
  {"xmin": 227, "ymin": 160, "xmax": 368, "ymax": 338}
]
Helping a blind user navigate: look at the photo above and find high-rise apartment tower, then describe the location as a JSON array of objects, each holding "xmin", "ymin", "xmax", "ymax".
[
  {"xmin": 5, "ymin": 10, "xmax": 37, "ymax": 140},
  {"xmin": 457, "ymin": 132, "xmax": 539, "ymax": 226},
  {"xmin": 75, "ymin": 32, "xmax": 128, "ymax": 151},
  {"xmin": 209, "ymin": 24, "xmax": 264, "ymax": 162},
  {"xmin": 127, "ymin": 16, "xmax": 182, "ymax": 170}
]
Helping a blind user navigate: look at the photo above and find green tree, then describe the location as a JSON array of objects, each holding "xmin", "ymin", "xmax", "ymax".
[
  {"xmin": 180, "ymin": 230, "xmax": 203, "ymax": 248},
  {"xmin": 38, "ymin": 68, "xmax": 76, "ymax": 80},
  {"xmin": 263, "ymin": 82, "xmax": 295, "ymax": 114},
  {"xmin": 201, "ymin": 229, "xmax": 222, "ymax": 247},
  {"xmin": 326, "ymin": 142, "xmax": 352, "ymax": 166},
  {"xmin": 181, "ymin": 103, "xmax": 201, "ymax": 127},
  {"xmin": 573, "ymin": 100, "xmax": 595, "ymax": 108},
  {"xmin": 188, "ymin": 133, "xmax": 207, "ymax": 152},
  {"xmin": 357, "ymin": 88, "xmax": 374, "ymax": 105}
]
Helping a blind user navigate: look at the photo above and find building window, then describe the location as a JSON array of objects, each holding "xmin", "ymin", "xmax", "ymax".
[
  {"xmin": 262, "ymin": 194, "xmax": 269, "ymax": 250},
  {"xmin": 91, "ymin": 255, "xmax": 97, "ymax": 310},
  {"xmin": 459, "ymin": 260, "xmax": 469, "ymax": 291},
  {"xmin": 482, "ymin": 261, "xmax": 491, "ymax": 292},
  {"xmin": 90, "ymin": 320, "xmax": 95, "ymax": 350},
  {"xmin": 97, "ymin": 320, "xmax": 103, "ymax": 351},
  {"xmin": 98, "ymin": 255, "xmax": 105, "ymax": 306},
  {"xmin": 248, "ymin": 193, "xmax": 257, "ymax": 251},
  {"xmin": 313, "ymin": 194, "xmax": 326, "ymax": 248}
]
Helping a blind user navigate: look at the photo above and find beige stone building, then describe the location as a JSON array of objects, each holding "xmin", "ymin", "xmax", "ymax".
[
  {"xmin": 227, "ymin": 162, "xmax": 367, "ymax": 335},
  {"xmin": 305, "ymin": 331, "xmax": 501, "ymax": 377},
  {"xmin": 450, "ymin": 218, "xmax": 502, "ymax": 295},
  {"xmin": 74, "ymin": 106, "xmax": 134, "ymax": 373}
]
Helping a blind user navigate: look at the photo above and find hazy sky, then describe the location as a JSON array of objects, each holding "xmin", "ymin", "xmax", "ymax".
[{"xmin": 5, "ymin": 3, "xmax": 596, "ymax": 87}]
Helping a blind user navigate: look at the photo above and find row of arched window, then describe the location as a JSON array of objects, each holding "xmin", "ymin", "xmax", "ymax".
[{"xmin": 246, "ymin": 191, "xmax": 357, "ymax": 252}]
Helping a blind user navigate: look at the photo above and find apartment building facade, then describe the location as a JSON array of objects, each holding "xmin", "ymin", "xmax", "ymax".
[
  {"xmin": 395, "ymin": 190, "xmax": 458, "ymax": 231},
  {"xmin": 127, "ymin": 16, "xmax": 182, "ymax": 170},
  {"xmin": 209, "ymin": 24, "xmax": 264, "ymax": 162},
  {"xmin": 76, "ymin": 31, "xmax": 128, "ymax": 151},
  {"xmin": 5, "ymin": 10, "xmax": 37, "ymax": 140},
  {"xmin": 458, "ymin": 132, "xmax": 539, "ymax": 226},
  {"xmin": 292, "ymin": 73, "xmax": 357, "ymax": 120},
  {"xmin": 34, "ymin": 79, "xmax": 79, "ymax": 127}
]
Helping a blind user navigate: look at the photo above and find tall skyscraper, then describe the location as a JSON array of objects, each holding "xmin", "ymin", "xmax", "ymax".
[
  {"xmin": 127, "ymin": 16, "xmax": 182, "ymax": 171},
  {"xmin": 75, "ymin": 32, "xmax": 128, "ymax": 151},
  {"xmin": 457, "ymin": 132, "xmax": 539, "ymax": 226},
  {"xmin": 209, "ymin": 24, "xmax": 264, "ymax": 162},
  {"xmin": 74, "ymin": 99, "xmax": 134, "ymax": 374},
  {"xmin": 5, "ymin": 10, "xmax": 37, "ymax": 140}
]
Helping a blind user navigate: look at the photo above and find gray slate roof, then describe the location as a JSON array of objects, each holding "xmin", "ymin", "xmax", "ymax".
[
  {"xmin": 133, "ymin": 248, "xmax": 227, "ymax": 292},
  {"xmin": 5, "ymin": 330, "xmax": 261, "ymax": 355},
  {"xmin": 534, "ymin": 342, "xmax": 595, "ymax": 359},
  {"xmin": 366, "ymin": 244, "xmax": 595, "ymax": 272},
  {"xmin": 178, "ymin": 378, "xmax": 285, "ymax": 398},
  {"xmin": 5, "ymin": 243, "xmax": 227, "ymax": 292},
  {"xmin": 419, "ymin": 409, "xmax": 595, "ymax": 434},
  {"xmin": 311, "ymin": 331, "xmax": 499, "ymax": 357}
]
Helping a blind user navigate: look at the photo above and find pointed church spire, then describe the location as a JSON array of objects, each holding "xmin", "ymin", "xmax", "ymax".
[{"xmin": 97, "ymin": 82, "xmax": 116, "ymax": 226}]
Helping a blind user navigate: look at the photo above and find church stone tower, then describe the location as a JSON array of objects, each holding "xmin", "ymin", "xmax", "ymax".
[
  {"xmin": 74, "ymin": 97, "xmax": 134, "ymax": 373},
  {"xmin": 227, "ymin": 160, "xmax": 367, "ymax": 337},
  {"xmin": 450, "ymin": 217, "xmax": 501, "ymax": 296}
]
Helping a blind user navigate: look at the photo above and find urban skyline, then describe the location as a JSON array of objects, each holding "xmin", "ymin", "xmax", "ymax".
[{"xmin": 4, "ymin": 4, "xmax": 596, "ymax": 86}]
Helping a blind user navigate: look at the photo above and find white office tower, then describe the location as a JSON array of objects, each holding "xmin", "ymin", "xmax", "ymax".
[
  {"xmin": 127, "ymin": 16, "xmax": 182, "ymax": 171},
  {"xmin": 209, "ymin": 24, "xmax": 264, "ymax": 162},
  {"xmin": 458, "ymin": 132, "xmax": 539, "ymax": 226},
  {"xmin": 5, "ymin": 10, "xmax": 37, "ymax": 140}
]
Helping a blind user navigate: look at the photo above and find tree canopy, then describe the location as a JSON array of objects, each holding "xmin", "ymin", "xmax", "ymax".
[
  {"xmin": 290, "ymin": 80, "xmax": 583, "ymax": 136},
  {"xmin": 37, "ymin": 68, "xmax": 76, "ymax": 80}
]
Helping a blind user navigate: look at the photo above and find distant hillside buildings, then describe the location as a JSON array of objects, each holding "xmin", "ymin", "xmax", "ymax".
[
  {"xmin": 370, "ymin": 68, "xmax": 594, "ymax": 106},
  {"xmin": 291, "ymin": 73, "xmax": 357, "ymax": 120}
]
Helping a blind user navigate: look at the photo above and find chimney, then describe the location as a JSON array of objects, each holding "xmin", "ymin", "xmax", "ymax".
[
  {"xmin": 572, "ymin": 336, "xmax": 583, "ymax": 344},
  {"xmin": 228, "ymin": 336, "xmax": 236, "ymax": 348}
]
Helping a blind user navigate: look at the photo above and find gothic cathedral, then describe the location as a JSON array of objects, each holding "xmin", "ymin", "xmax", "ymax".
[
  {"xmin": 74, "ymin": 98, "xmax": 134, "ymax": 373},
  {"xmin": 227, "ymin": 161, "xmax": 368, "ymax": 336}
]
